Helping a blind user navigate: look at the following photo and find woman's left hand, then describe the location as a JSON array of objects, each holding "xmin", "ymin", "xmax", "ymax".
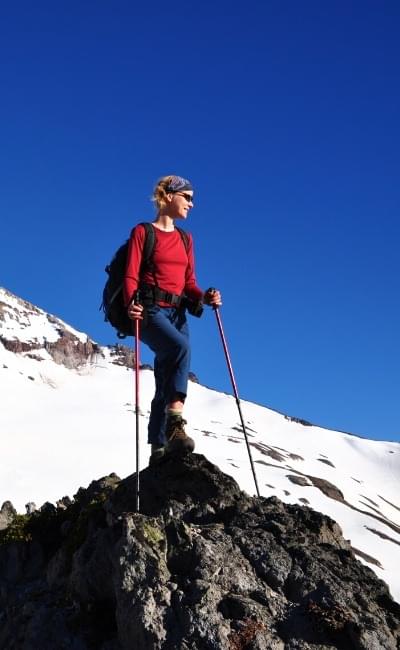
[{"xmin": 204, "ymin": 288, "xmax": 222, "ymax": 307}]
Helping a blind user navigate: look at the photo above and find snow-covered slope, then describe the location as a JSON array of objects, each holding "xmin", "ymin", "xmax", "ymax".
[{"xmin": 1, "ymin": 286, "xmax": 400, "ymax": 603}]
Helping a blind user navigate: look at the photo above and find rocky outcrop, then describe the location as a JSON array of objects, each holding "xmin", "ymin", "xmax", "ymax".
[
  {"xmin": 108, "ymin": 344, "xmax": 135, "ymax": 367},
  {"xmin": 106, "ymin": 344, "xmax": 152, "ymax": 371},
  {"xmin": 1, "ymin": 454, "xmax": 399, "ymax": 649},
  {"xmin": 0, "ymin": 288, "xmax": 102, "ymax": 369},
  {"xmin": 0, "ymin": 331, "xmax": 101, "ymax": 369},
  {"xmin": 43, "ymin": 332, "xmax": 100, "ymax": 369},
  {"xmin": 0, "ymin": 502, "xmax": 16, "ymax": 531}
]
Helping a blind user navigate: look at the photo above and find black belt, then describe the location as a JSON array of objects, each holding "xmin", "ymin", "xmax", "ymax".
[{"xmin": 139, "ymin": 283, "xmax": 183, "ymax": 307}]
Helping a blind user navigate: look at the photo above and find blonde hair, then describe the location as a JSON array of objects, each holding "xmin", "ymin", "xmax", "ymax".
[{"xmin": 151, "ymin": 175, "xmax": 176, "ymax": 210}]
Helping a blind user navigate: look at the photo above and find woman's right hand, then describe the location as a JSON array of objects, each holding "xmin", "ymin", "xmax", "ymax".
[{"xmin": 127, "ymin": 303, "xmax": 144, "ymax": 320}]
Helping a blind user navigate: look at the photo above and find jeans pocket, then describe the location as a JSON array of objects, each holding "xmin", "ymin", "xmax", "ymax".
[{"xmin": 146, "ymin": 305, "xmax": 160, "ymax": 317}]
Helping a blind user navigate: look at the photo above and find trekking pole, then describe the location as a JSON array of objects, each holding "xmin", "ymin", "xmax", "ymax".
[
  {"xmin": 134, "ymin": 316, "xmax": 140, "ymax": 513},
  {"xmin": 209, "ymin": 293, "xmax": 261, "ymax": 498}
]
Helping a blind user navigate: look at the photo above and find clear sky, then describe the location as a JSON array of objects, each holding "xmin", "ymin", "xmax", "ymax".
[{"xmin": 1, "ymin": 1, "xmax": 399, "ymax": 442}]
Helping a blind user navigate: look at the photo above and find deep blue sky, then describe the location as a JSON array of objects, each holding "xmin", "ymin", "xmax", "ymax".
[{"xmin": 1, "ymin": 1, "xmax": 399, "ymax": 442}]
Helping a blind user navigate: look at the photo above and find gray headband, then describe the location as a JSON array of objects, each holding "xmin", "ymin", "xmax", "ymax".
[{"xmin": 165, "ymin": 175, "xmax": 193, "ymax": 193}]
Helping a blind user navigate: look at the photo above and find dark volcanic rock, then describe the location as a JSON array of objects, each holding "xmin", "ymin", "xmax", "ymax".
[
  {"xmin": 0, "ymin": 454, "xmax": 399, "ymax": 649},
  {"xmin": 286, "ymin": 475, "xmax": 311, "ymax": 487}
]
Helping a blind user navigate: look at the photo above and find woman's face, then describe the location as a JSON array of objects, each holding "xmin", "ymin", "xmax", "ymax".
[{"xmin": 167, "ymin": 190, "xmax": 194, "ymax": 219}]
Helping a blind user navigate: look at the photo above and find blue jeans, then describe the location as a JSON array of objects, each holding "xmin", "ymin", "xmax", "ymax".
[{"xmin": 139, "ymin": 305, "xmax": 190, "ymax": 445}]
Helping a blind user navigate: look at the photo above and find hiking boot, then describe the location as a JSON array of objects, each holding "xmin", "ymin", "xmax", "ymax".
[
  {"xmin": 165, "ymin": 415, "xmax": 195, "ymax": 454},
  {"xmin": 149, "ymin": 444, "xmax": 165, "ymax": 465}
]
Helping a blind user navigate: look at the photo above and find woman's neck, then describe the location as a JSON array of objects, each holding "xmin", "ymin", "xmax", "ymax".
[{"xmin": 152, "ymin": 213, "xmax": 175, "ymax": 232}]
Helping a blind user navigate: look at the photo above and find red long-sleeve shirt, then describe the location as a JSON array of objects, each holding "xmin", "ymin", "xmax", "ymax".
[{"xmin": 123, "ymin": 224, "xmax": 204, "ymax": 306}]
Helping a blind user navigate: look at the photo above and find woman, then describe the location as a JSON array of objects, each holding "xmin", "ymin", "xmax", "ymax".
[{"xmin": 124, "ymin": 175, "xmax": 221, "ymax": 463}]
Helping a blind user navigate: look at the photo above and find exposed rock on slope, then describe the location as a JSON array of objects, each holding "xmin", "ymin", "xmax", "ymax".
[
  {"xmin": 0, "ymin": 286, "xmax": 178, "ymax": 372},
  {"xmin": 0, "ymin": 287, "xmax": 101, "ymax": 368},
  {"xmin": 0, "ymin": 502, "xmax": 16, "ymax": 532},
  {"xmin": 1, "ymin": 454, "xmax": 399, "ymax": 649}
]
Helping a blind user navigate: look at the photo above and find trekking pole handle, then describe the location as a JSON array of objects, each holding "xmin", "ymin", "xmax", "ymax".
[
  {"xmin": 129, "ymin": 291, "xmax": 144, "ymax": 321},
  {"xmin": 206, "ymin": 287, "xmax": 219, "ymax": 310}
]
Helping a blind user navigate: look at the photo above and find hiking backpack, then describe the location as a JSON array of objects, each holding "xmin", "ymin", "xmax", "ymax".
[{"xmin": 101, "ymin": 222, "xmax": 189, "ymax": 338}]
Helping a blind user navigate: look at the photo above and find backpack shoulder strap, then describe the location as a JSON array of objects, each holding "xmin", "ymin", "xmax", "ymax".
[
  {"xmin": 175, "ymin": 226, "xmax": 190, "ymax": 252},
  {"xmin": 138, "ymin": 222, "xmax": 156, "ymax": 263}
]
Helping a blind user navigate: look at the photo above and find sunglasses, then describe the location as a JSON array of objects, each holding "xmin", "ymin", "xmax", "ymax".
[{"xmin": 174, "ymin": 192, "xmax": 194, "ymax": 203}]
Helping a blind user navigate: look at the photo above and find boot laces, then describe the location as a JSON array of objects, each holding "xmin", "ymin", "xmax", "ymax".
[{"xmin": 167, "ymin": 416, "xmax": 188, "ymax": 441}]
